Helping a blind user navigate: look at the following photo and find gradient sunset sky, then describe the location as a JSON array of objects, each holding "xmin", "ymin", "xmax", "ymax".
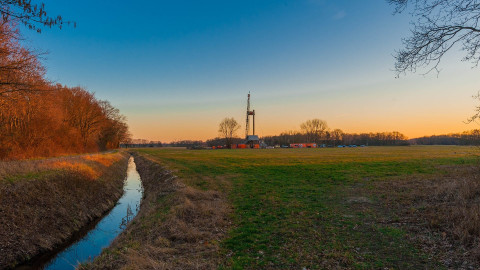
[{"xmin": 22, "ymin": 0, "xmax": 480, "ymax": 142}]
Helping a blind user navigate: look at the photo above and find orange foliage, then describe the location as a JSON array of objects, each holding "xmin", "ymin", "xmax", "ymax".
[{"xmin": 0, "ymin": 23, "xmax": 130, "ymax": 160}]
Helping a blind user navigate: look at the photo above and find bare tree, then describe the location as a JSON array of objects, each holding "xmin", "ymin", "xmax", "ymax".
[
  {"xmin": 300, "ymin": 119, "xmax": 328, "ymax": 144},
  {"xmin": 331, "ymin": 128, "xmax": 344, "ymax": 147},
  {"xmin": 62, "ymin": 87, "xmax": 104, "ymax": 150},
  {"xmin": 0, "ymin": 22, "xmax": 48, "ymax": 106},
  {"xmin": 466, "ymin": 92, "xmax": 480, "ymax": 126},
  {"xmin": 97, "ymin": 100, "xmax": 131, "ymax": 150},
  {"xmin": 218, "ymin": 117, "xmax": 240, "ymax": 149},
  {"xmin": 389, "ymin": 0, "xmax": 480, "ymax": 76}
]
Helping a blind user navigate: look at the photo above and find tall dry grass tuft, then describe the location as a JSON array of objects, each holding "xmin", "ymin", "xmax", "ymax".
[
  {"xmin": 82, "ymin": 153, "xmax": 120, "ymax": 167},
  {"xmin": 0, "ymin": 151, "xmax": 129, "ymax": 269},
  {"xmin": 80, "ymin": 153, "xmax": 232, "ymax": 270},
  {"xmin": 432, "ymin": 169, "xmax": 480, "ymax": 246}
]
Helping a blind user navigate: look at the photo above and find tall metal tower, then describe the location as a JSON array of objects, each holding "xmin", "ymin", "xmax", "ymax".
[{"xmin": 245, "ymin": 92, "xmax": 255, "ymax": 138}]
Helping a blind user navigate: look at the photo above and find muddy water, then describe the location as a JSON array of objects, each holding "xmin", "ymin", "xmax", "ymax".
[{"xmin": 21, "ymin": 156, "xmax": 143, "ymax": 270}]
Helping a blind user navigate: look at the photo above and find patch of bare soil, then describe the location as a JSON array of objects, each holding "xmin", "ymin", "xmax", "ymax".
[
  {"xmin": 80, "ymin": 153, "xmax": 232, "ymax": 270},
  {"xmin": 0, "ymin": 153, "xmax": 129, "ymax": 269},
  {"xmin": 368, "ymin": 165, "xmax": 480, "ymax": 269}
]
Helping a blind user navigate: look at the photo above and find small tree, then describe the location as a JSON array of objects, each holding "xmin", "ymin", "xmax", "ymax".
[
  {"xmin": 300, "ymin": 119, "xmax": 328, "ymax": 144},
  {"xmin": 331, "ymin": 129, "xmax": 344, "ymax": 147},
  {"xmin": 218, "ymin": 117, "xmax": 240, "ymax": 149}
]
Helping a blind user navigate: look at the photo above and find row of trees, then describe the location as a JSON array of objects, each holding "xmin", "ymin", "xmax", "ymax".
[
  {"xmin": 263, "ymin": 130, "xmax": 409, "ymax": 146},
  {"xmin": 213, "ymin": 117, "xmax": 410, "ymax": 147},
  {"xmin": 411, "ymin": 130, "xmax": 480, "ymax": 145},
  {"xmin": 262, "ymin": 119, "xmax": 409, "ymax": 146},
  {"xmin": 0, "ymin": 17, "xmax": 129, "ymax": 159},
  {"xmin": 0, "ymin": 84, "xmax": 130, "ymax": 159},
  {"xmin": 187, "ymin": 117, "xmax": 480, "ymax": 148}
]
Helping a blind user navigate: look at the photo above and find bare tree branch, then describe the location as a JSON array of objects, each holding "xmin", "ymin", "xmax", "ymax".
[
  {"xmin": 0, "ymin": 0, "xmax": 75, "ymax": 33},
  {"xmin": 389, "ymin": 0, "xmax": 480, "ymax": 76}
]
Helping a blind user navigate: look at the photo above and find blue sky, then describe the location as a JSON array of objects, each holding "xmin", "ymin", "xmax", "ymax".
[{"xmin": 22, "ymin": 0, "xmax": 480, "ymax": 141}]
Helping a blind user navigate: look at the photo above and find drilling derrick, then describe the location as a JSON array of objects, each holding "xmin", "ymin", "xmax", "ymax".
[{"xmin": 245, "ymin": 92, "xmax": 255, "ymax": 139}]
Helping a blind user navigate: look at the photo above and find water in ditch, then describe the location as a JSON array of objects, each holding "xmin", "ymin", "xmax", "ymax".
[{"xmin": 24, "ymin": 156, "xmax": 143, "ymax": 270}]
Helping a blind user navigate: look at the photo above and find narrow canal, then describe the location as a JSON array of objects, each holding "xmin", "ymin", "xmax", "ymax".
[{"xmin": 19, "ymin": 156, "xmax": 143, "ymax": 270}]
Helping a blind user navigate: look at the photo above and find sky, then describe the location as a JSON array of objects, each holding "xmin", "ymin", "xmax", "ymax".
[{"xmin": 21, "ymin": 0, "xmax": 480, "ymax": 142}]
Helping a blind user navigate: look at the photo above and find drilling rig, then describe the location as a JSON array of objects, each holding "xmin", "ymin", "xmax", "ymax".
[{"xmin": 245, "ymin": 92, "xmax": 256, "ymax": 139}]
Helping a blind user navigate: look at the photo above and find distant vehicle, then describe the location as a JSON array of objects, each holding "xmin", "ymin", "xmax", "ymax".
[
  {"xmin": 290, "ymin": 143, "xmax": 317, "ymax": 148},
  {"xmin": 337, "ymin": 145, "xmax": 344, "ymax": 148},
  {"xmin": 281, "ymin": 145, "xmax": 290, "ymax": 148},
  {"xmin": 360, "ymin": 145, "xmax": 366, "ymax": 147}
]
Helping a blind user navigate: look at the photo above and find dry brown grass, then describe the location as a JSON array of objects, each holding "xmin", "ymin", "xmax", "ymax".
[
  {"xmin": 82, "ymin": 153, "xmax": 121, "ymax": 167},
  {"xmin": 80, "ymin": 153, "xmax": 232, "ymax": 270},
  {"xmin": 370, "ymin": 165, "xmax": 480, "ymax": 269},
  {"xmin": 0, "ymin": 151, "xmax": 129, "ymax": 269},
  {"xmin": 0, "ymin": 151, "xmax": 124, "ymax": 181}
]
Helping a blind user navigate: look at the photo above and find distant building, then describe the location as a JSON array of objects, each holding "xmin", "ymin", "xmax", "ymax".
[{"xmin": 244, "ymin": 135, "xmax": 259, "ymax": 148}]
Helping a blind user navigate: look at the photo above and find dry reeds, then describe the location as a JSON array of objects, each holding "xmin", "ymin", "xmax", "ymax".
[
  {"xmin": 431, "ymin": 168, "xmax": 480, "ymax": 245},
  {"xmin": 374, "ymin": 165, "xmax": 480, "ymax": 268}
]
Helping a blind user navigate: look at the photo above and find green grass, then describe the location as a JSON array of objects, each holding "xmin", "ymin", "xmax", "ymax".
[
  {"xmin": 137, "ymin": 146, "xmax": 477, "ymax": 269},
  {"xmin": 2, "ymin": 170, "xmax": 60, "ymax": 183}
]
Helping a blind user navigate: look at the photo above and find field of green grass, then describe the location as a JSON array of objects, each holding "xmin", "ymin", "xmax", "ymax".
[{"xmin": 137, "ymin": 146, "xmax": 478, "ymax": 269}]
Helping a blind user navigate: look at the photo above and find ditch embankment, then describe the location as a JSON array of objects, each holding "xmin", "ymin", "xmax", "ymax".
[
  {"xmin": 0, "ymin": 151, "xmax": 129, "ymax": 269},
  {"xmin": 79, "ymin": 152, "xmax": 231, "ymax": 269}
]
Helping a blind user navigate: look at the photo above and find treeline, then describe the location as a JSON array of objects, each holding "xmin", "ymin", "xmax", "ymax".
[
  {"xmin": 263, "ymin": 131, "xmax": 409, "ymax": 146},
  {"xmin": 0, "ymin": 22, "xmax": 129, "ymax": 159},
  {"xmin": 411, "ymin": 130, "xmax": 480, "ymax": 145},
  {"xmin": 164, "ymin": 140, "xmax": 205, "ymax": 147},
  {"xmin": 262, "ymin": 119, "xmax": 408, "ymax": 146}
]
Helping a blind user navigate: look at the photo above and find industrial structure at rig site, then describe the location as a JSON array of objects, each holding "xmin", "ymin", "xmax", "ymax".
[
  {"xmin": 245, "ymin": 92, "xmax": 260, "ymax": 147},
  {"xmin": 215, "ymin": 92, "xmax": 318, "ymax": 149},
  {"xmin": 230, "ymin": 92, "xmax": 260, "ymax": 149}
]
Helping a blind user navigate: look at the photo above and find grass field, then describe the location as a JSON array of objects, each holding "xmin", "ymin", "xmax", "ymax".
[{"xmin": 136, "ymin": 146, "xmax": 478, "ymax": 269}]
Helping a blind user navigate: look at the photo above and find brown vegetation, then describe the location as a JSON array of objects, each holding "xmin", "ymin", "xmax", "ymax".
[
  {"xmin": 369, "ymin": 165, "xmax": 480, "ymax": 269},
  {"xmin": 0, "ymin": 18, "xmax": 129, "ymax": 160},
  {"xmin": 0, "ymin": 151, "xmax": 129, "ymax": 269},
  {"xmin": 80, "ymin": 153, "xmax": 231, "ymax": 270}
]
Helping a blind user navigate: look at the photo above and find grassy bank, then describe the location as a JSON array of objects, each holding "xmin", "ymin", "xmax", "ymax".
[
  {"xmin": 0, "ymin": 151, "xmax": 129, "ymax": 269},
  {"xmin": 80, "ymin": 153, "xmax": 231, "ymax": 269},
  {"xmin": 121, "ymin": 146, "xmax": 478, "ymax": 269}
]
